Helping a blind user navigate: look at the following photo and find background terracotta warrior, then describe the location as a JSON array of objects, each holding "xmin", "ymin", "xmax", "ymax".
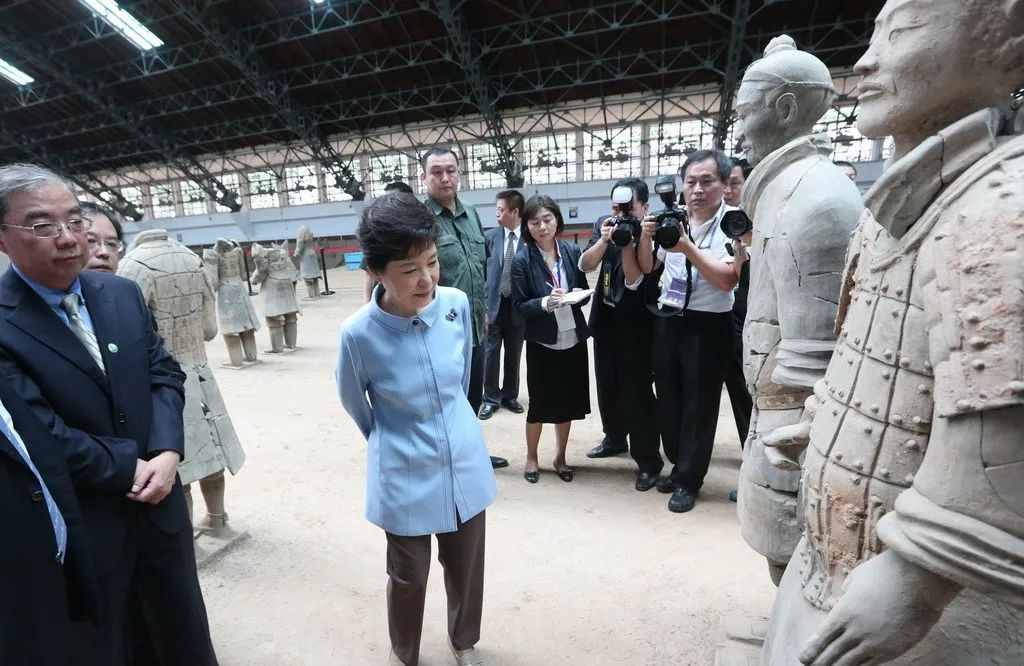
[
  {"xmin": 733, "ymin": 36, "xmax": 864, "ymax": 585},
  {"xmin": 250, "ymin": 241, "xmax": 300, "ymax": 353},
  {"xmin": 203, "ymin": 238, "xmax": 260, "ymax": 366},
  {"xmin": 763, "ymin": 0, "xmax": 1024, "ymax": 664},
  {"xmin": 118, "ymin": 230, "xmax": 246, "ymax": 539},
  {"xmin": 294, "ymin": 225, "xmax": 321, "ymax": 299}
]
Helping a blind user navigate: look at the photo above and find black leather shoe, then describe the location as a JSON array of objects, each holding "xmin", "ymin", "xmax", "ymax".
[
  {"xmin": 668, "ymin": 487, "xmax": 696, "ymax": 513},
  {"xmin": 656, "ymin": 475, "xmax": 675, "ymax": 494},
  {"xmin": 478, "ymin": 403, "xmax": 498, "ymax": 420},
  {"xmin": 490, "ymin": 456, "xmax": 509, "ymax": 469},
  {"xmin": 635, "ymin": 471, "xmax": 659, "ymax": 492},
  {"xmin": 501, "ymin": 399, "xmax": 525, "ymax": 414},
  {"xmin": 586, "ymin": 440, "xmax": 628, "ymax": 459}
]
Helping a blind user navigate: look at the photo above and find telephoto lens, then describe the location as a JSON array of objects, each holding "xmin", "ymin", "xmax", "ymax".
[
  {"xmin": 654, "ymin": 211, "xmax": 683, "ymax": 249},
  {"xmin": 610, "ymin": 222, "xmax": 635, "ymax": 247},
  {"xmin": 720, "ymin": 209, "xmax": 753, "ymax": 239},
  {"xmin": 610, "ymin": 184, "xmax": 637, "ymax": 246}
]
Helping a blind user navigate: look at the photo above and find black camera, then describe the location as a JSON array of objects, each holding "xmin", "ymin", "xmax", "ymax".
[
  {"xmin": 652, "ymin": 175, "xmax": 688, "ymax": 250},
  {"xmin": 720, "ymin": 209, "xmax": 753, "ymax": 239},
  {"xmin": 609, "ymin": 185, "xmax": 641, "ymax": 247}
]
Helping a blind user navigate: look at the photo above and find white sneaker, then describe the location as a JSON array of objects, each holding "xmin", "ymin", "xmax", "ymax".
[{"xmin": 450, "ymin": 642, "xmax": 483, "ymax": 666}]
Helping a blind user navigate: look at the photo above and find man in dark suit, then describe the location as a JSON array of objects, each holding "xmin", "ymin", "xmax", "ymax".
[
  {"xmin": 579, "ymin": 178, "xmax": 662, "ymax": 491},
  {"xmin": 479, "ymin": 189, "xmax": 526, "ymax": 420},
  {"xmin": 0, "ymin": 164, "xmax": 216, "ymax": 665},
  {"xmin": 0, "ymin": 373, "xmax": 99, "ymax": 665}
]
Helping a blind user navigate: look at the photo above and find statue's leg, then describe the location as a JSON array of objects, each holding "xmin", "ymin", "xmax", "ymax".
[
  {"xmin": 283, "ymin": 311, "xmax": 298, "ymax": 349},
  {"xmin": 184, "ymin": 482, "xmax": 193, "ymax": 523},
  {"xmin": 197, "ymin": 469, "xmax": 230, "ymax": 538},
  {"xmin": 223, "ymin": 333, "xmax": 244, "ymax": 366},
  {"xmin": 240, "ymin": 329, "xmax": 258, "ymax": 361},
  {"xmin": 265, "ymin": 315, "xmax": 285, "ymax": 353},
  {"xmin": 305, "ymin": 279, "xmax": 318, "ymax": 299}
]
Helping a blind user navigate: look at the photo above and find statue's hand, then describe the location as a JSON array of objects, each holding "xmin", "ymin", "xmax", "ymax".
[
  {"xmin": 761, "ymin": 421, "xmax": 810, "ymax": 470},
  {"xmin": 799, "ymin": 551, "xmax": 960, "ymax": 666}
]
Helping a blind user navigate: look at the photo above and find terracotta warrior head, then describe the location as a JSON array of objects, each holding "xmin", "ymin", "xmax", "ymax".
[
  {"xmin": 736, "ymin": 35, "xmax": 835, "ymax": 165},
  {"xmin": 296, "ymin": 225, "xmax": 313, "ymax": 242},
  {"xmin": 855, "ymin": 0, "xmax": 1024, "ymax": 159}
]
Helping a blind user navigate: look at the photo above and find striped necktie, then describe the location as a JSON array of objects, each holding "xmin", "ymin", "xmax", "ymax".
[
  {"xmin": 60, "ymin": 293, "xmax": 106, "ymax": 375},
  {"xmin": 500, "ymin": 231, "xmax": 516, "ymax": 297},
  {"xmin": 0, "ymin": 408, "xmax": 66, "ymax": 563}
]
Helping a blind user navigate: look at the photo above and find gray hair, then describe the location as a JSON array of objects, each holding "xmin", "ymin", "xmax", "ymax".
[{"xmin": 0, "ymin": 163, "xmax": 76, "ymax": 227}]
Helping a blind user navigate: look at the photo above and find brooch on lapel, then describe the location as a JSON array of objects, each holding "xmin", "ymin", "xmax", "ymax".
[
  {"xmin": 445, "ymin": 308, "xmax": 457, "ymax": 322},
  {"xmin": 107, "ymin": 343, "xmax": 119, "ymax": 354}
]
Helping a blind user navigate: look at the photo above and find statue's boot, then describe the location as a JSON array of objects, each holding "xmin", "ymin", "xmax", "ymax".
[
  {"xmin": 283, "ymin": 312, "xmax": 298, "ymax": 349},
  {"xmin": 306, "ymin": 279, "xmax": 319, "ymax": 299},
  {"xmin": 196, "ymin": 470, "xmax": 237, "ymax": 540},
  {"xmin": 240, "ymin": 330, "xmax": 258, "ymax": 362}
]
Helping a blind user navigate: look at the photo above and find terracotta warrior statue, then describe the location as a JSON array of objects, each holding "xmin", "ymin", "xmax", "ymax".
[
  {"xmin": 764, "ymin": 1, "xmax": 1024, "ymax": 663},
  {"xmin": 203, "ymin": 238, "xmax": 261, "ymax": 367},
  {"xmin": 250, "ymin": 241, "xmax": 300, "ymax": 352},
  {"xmin": 294, "ymin": 225, "xmax": 321, "ymax": 299},
  {"xmin": 118, "ymin": 230, "xmax": 246, "ymax": 540},
  {"xmin": 733, "ymin": 36, "xmax": 864, "ymax": 585}
]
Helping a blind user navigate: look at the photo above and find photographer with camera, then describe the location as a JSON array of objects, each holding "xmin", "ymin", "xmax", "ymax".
[
  {"xmin": 632, "ymin": 149, "xmax": 739, "ymax": 513},
  {"xmin": 578, "ymin": 179, "xmax": 662, "ymax": 491}
]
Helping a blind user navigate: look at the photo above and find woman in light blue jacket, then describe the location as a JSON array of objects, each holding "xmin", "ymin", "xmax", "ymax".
[{"xmin": 336, "ymin": 192, "xmax": 496, "ymax": 666}]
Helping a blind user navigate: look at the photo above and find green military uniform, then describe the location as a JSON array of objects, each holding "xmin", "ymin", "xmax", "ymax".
[{"xmin": 424, "ymin": 196, "xmax": 487, "ymax": 346}]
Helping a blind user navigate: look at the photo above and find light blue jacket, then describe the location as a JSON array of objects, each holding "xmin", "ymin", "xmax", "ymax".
[{"xmin": 336, "ymin": 286, "xmax": 496, "ymax": 536}]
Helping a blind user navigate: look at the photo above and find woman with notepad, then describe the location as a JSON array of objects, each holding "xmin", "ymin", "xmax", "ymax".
[{"xmin": 510, "ymin": 195, "xmax": 593, "ymax": 484}]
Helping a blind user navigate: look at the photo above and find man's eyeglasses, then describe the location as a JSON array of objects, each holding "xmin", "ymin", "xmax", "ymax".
[
  {"xmin": 3, "ymin": 217, "xmax": 94, "ymax": 238},
  {"xmin": 87, "ymin": 236, "xmax": 125, "ymax": 253}
]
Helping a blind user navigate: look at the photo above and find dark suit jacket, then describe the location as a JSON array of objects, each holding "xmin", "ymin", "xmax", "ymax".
[
  {"xmin": 484, "ymin": 225, "xmax": 524, "ymax": 326},
  {"xmin": 0, "ymin": 373, "xmax": 99, "ymax": 665},
  {"xmin": 0, "ymin": 268, "xmax": 188, "ymax": 574},
  {"xmin": 510, "ymin": 240, "xmax": 590, "ymax": 345}
]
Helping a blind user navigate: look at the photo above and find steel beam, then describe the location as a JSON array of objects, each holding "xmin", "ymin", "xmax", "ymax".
[
  {"xmin": 168, "ymin": 0, "xmax": 365, "ymax": 199},
  {"xmin": 713, "ymin": 0, "xmax": 751, "ymax": 151}
]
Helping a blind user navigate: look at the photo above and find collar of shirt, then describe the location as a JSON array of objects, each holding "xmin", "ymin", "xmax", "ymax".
[
  {"xmin": 12, "ymin": 263, "xmax": 85, "ymax": 316},
  {"xmin": 368, "ymin": 285, "xmax": 443, "ymax": 334},
  {"xmin": 503, "ymin": 227, "xmax": 518, "ymax": 245},
  {"xmin": 686, "ymin": 200, "xmax": 730, "ymax": 246},
  {"xmin": 424, "ymin": 195, "xmax": 466, "ymax": 220}
]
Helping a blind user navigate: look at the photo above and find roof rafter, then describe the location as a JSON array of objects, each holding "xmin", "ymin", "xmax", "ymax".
[
  {"xmin": 0, "ymin": 18, "xmax": 241, "ymax": 210},
  {"xmin": 168, "ymin": 0, "xmax": 366, "ymax": 199},
  {"xmin": 432, "ymin": 0, "xmax": 522, "ymax": 187}
]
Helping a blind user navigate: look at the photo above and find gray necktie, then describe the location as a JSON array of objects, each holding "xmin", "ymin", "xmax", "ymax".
[
  {"xmin": 0, "ymin": 411, "xmax": 66, "ymax": 563},
  {"xmin": 60, "ymin": 293, "xmax": 106, "ymax": 375},
  {"xmin": 500, "ymin": 232, "xmax": 515, "ymax": 298}
]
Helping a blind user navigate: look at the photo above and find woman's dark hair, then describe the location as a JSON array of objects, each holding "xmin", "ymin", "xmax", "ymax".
[
  {"xmin": 80, "ymin": 200, "xmax": 124, "ymax": 240},
  {"xmin": 519, "ymin": 194, "xmax": 564, "ymax": 245},
  {"xmin": 358, "ymin": 192, "xmax": 439, "ymax": 271}
]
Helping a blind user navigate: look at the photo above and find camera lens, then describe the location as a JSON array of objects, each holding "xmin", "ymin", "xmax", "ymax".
[
  {"xmin": 655, "ymin": 221, "xmax": 680, "ymax": 249},
  {"xmin": 719, "ymin": 210, "xmax": 753, "ymax": 239},
  {"xmin": 610, "ymin": 224, "xmax": 633, "ymax": 247}
]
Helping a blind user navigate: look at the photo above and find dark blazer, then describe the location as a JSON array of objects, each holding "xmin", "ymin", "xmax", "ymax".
[
  {"xmin": 510, "ymin": 240, "xmax": 590, "ymax": 345},
  {"xmin": 484, "ymin": 225, "xmax": 524, "ymax": 324},
  {"xmin": 585, "ymin": 215, "xmax": 650, "ymax": 333},
  {"xmin": 0, "ymin": 268, "xmax": 188, "ymax": 574},
  {"xmin": 0, "ymin": 374, "xmax": 99, "ymax": 665}
]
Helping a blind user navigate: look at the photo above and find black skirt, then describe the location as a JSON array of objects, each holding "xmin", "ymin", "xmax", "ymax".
[{"xmin": 525, "ymin": 340, "xmax": 591, "ymax": 424}]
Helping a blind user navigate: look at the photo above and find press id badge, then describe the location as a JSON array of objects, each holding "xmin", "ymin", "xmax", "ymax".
[{"xmin": 657, "ymin": 276, "xmax": 688, "ymax": 309}]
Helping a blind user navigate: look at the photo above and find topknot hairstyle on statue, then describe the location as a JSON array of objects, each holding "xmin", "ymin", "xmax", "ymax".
[{"xmin": 741, "ymin": 35, "xmax": 836, "ymax": 123}]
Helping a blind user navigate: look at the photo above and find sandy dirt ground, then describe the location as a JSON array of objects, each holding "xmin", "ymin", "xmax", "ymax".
[{"xmin": 196, "ymin": 267, "xmax": 776, "ymax": 665}]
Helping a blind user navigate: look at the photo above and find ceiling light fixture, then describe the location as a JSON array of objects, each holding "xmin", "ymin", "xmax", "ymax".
[
  {"xmin": 77, "ymin": 0, "xmax": 164, "ymax": 51},
  {"xmin": 0, "ymin": 57, "xmax": 33, "ymax": 86}
]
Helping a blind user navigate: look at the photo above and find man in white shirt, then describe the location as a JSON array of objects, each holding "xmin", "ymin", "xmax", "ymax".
[
  {"xmin": 479, "ymin": 190, "xmax": 526, "ymax": 419},
  {"xmin": 629, "ymin": 150, "xmax": 739, "ymax": 513}
]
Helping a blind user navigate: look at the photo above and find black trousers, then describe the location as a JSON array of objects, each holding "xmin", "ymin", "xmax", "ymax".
[
  {"xmin": 482, "ymin": 297, "xmax": 524, "ymax": 406},
  {"xmin": 652, "ymin": 311, "xmax": 735, "ymax": 493},
  {"xmin": 723, "ymin": 311, "xmax": 752, "ymax": 446},
  {"xmin": 592, "ymin": 303, "xmax": 662, "ymax": 474},
  {"xmin": 469, "ymin": 344, "xmax": 484, "ymax": 414},
  {"xmin": 87, "ymin": 507, "xmax": 216, "ymax": 666}
]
